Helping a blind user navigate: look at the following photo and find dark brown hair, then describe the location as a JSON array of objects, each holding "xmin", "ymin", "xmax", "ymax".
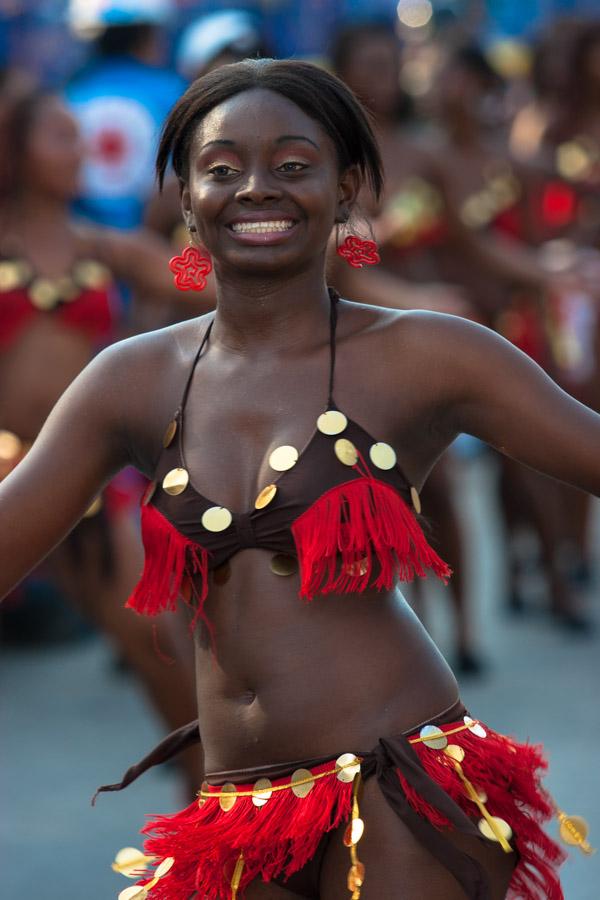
[{"xmin": 156, "ymin": 57, "xmax": 384, "ymax": 199}]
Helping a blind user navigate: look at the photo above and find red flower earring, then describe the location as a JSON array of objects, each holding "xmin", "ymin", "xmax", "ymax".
[
  {"xmin": 169, "ymin": 229, "xmax": 212, "ymax": 291},
  {"xmin": 336, "ymin": 234, "xmax": 380, "ymax": 269}
]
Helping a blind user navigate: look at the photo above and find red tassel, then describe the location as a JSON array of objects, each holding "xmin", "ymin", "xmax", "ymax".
[
  {"xmin": 292, "ymin": 477, "xmax": 451, "ymax": 600},
  {"xmin": 136, "ymin": 761, "xmax": 354, "ymax": 898},
  {"xmin": 126, "ymin": 504, "xmax": 209, "ymax": 619},
  {"xmin": 399, "ymin": 724, "xmax": 565, "ymax": 900}
]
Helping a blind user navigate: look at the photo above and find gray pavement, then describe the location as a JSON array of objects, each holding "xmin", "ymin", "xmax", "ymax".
[{"xmin": 1, "ymin": 454, "xmax": 599, "ymax": 898}]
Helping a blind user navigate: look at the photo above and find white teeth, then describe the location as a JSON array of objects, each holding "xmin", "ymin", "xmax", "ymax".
[{"xmin": 231, "ymin": 220, "xmax": 294, "ymax": 234}]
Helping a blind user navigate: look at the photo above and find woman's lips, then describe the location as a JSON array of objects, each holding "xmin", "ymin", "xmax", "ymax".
[{"xmin": 226, "ymin": 219, "xmax": 298, "ymax": 245}]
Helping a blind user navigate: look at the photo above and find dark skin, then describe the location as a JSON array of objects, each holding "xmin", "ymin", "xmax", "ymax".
[{"xmin": 2, "ymin": 88, "xmax": 599, "ymax": 898}]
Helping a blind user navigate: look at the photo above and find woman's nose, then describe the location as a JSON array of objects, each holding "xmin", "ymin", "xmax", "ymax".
[{"xmin": 235, "ymin": 168, "xmax": 282, "ymax": 204}]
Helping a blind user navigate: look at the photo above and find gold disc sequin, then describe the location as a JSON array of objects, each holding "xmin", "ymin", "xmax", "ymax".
[
  {"xmin": 369, "ymin": 442, "xmax": 397, "ymax": 470},
  {"xmin": 119, "ymin": 887, "xmax": 148, "ymax": 900},
  {"xmin": 317, "ymin": 410, "xmax": 348, "ymax": 436},
  {"xmin": 255, "ymin": 484, "xmax": 278, "ymax": 509},
  {"xmin": 154, "ymin": 857, "xmax": 175, "ymax": 879},
  {"xmin": 291, "ymin": 768, "xmax": 315, "ymax": 798},
  {"xmin": 198, "ymin": 780, "xmax": 210, "ymax": 806},
  {"xmin": 112, "ymin": 847, "xmax": 154, "ymax": 878},
  {"xmin": 219, "ymin": 783, "xmax": 238, "ymax": 812},
  {"xmin": 334, "ymin": 438, "xmax": 358, "ymax": 466},
  {"xmin": 202, "ymin": 506, "xmax": 233, "ymax": 532},
  {"xmin": 142, "ymin": 482, "xmax": 156, "ymax": 506},
  {"xmin": 559, "ymin": 814, "xmax": 591, "ymax": 848},
  {"xmin": 213, "ymin": 561, "xmax": 231, "ymax": 586},
  {"xmin": 0, "ymin": 259, "xmax": 30, "ymax": 291},
  {"xmin": 73, "ymin": 259, "xmax": 110, "ymax": 289},
  {"xmin": 419, "ymin": 724, "xmax": 448, "ymax": 750},
  {"xmin": 269, "ymin": 445, "xmax": 299, "ymax": 472},
  {"xmin": 162, "ymin": 467, "xmax": 189, "ymax": 496},
  {"xmin": 0, "ymin": 430, "xmax": 22, "ymax": 461},
  {"xmin": 464, "ymin": 716, "xmax": 487, "ymax": 738},
  {"xmin": 335, "ymin": 753, "xmax": 361, "ymax": 783},
  {"xmin": 478, "ymin": 816, "xmax": 513, "ymax": 843},
  {"xmin": 444, "ymin": 744, "xmax": 466, "ymax": 763},
  {"xmin": 343, "ymin": 818, "xmax": 365, "ymax": 847},
  {"xmin": 410, "ymin": 486, "xmax": 422, "ymax": 515},
  {"xmin": 83, "ymin": 495, "xmax": 103, "ymax": 518},
  {"xmin": 163, "ymin": 420, "xmax": 177, "ymax": 448},
  {"xmin": 348, "ymin": 862, "xmax": 366, "ymax": 892},
  {"xmin": 29, "ymin": 278, "xmax": 59, "ymax": 310},
  {"xmin": 252, "ymin": 778, "xmax": 273, "ymax": 807},
  {"xmin": 270, "ymin": 554, "xmax": 298, "ymax": 576}
]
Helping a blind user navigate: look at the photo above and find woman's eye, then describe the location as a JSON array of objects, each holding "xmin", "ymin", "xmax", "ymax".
[
  {"xmin": 208, "ymin": 164, "xmax": 237, "ymax": 176},
  {"xmin": 278, "ymin": 161, "xmax": 307, "ymax": 173}
]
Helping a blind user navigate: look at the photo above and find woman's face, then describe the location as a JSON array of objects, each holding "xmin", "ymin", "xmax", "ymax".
[
  {"xmin": 22, "ymin": 96, "xmax": 83, "ymax": 199},
  {"xmin": 182, "ymin": 88, "xmax": 357, "ymax": 276},
  {"xmin": 339, "ymin": 33, "xmax": 401, "ymax": 118}
]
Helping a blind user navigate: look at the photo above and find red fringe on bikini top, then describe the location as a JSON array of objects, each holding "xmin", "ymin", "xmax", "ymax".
[{"xmin": 126, "ymin": 475, "xmax": 451, "ymax": 618}]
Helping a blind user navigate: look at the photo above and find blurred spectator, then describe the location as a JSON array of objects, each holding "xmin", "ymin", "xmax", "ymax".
[
  {"xmin": 64, "ymin": 0, "xmax": 185, "ymax": 230},
  {"xmin": 176, "ymin": 8, "xmax": 268, "ymax": 82}
]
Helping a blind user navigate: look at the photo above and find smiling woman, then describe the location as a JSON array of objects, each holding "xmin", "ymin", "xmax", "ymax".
[{"xmin": 0, "ymin": 59, "xmax": 597, "ymax": 900}]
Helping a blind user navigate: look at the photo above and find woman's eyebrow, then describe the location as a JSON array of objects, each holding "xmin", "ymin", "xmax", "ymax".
[
  {"xmin": 276, "ymin": 135, "xmax": 320, "ymax": 150},
  {"xmin": 199, "ymin": 139, "xmax": 236, "ymax": 151}
]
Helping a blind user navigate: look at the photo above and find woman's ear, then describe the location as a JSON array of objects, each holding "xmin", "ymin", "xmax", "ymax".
[
  {"xmin": 335, "ymin": 165, "xmax": 361, "ymax": 223},
  {"xmin": 180, "ymin": 184, "xmax": 195, "ymax": 231}
]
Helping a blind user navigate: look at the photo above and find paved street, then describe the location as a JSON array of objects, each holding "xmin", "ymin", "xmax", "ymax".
[{"xmin": 2, "ymin": 454, "xmax": 599, "ymax": 898}]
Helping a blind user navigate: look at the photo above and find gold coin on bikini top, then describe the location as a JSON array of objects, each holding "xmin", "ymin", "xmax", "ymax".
[
  {"xmin": 343, "ymin": 817, "xmax": 365, "ymax": 847},
  {"xmin": 154, "ymin": 857, "xmax": 175, "ymax": 879},
  {"xmin": 162, "ymin": 419, "xmax": 177, "ymax": 448},
  {"xmin": 0, "ymin": 430, "xmax": 22, "ymax": 461},
  {"xmin": 198, "ymin": 780, "xmax": 210, "ymax": 806},
  {"xmin": 162, "ymin": 467, "xmax": 189, "ymax": 496},
  {"xmin": 269, "ymin": 445, "xmax": 299, "ymax": 472},
  {"xmin": 0, "ymin": 260, "xmax": 28, "ymax": 291},
  {"xmin": 291, "ymin": 768, "xmax": 315, "ymax": 798},
  {"xmin": 112, "ymin": 847, "xmax": 155, "ymax": 878},
  {"xmin": 335, "ymin": 753, "xmax": 361, "ymax": 783},
  {"xmin": 334, "ymin": 438, "xmax": 358, "ymax": 466},
  {"xmin": 252, "ymin": 777, "xmax": 274, "ymax": 807},
  {"xmin": 464, "ymin": 716, "xmax": 487, "ymax": 738},
  {"xmin": 29, "ymin": 277, "xmax": 59, "ymax": 310},
  {"xmin": 478, "ymin": 816, "xmax": 513, "ymax": 843},
  {"xmin": 119, "ymin": 886, "xmax": 149, "ymax": 900},
  {"xmin": 444, "ymin": 744, "xmax": 465, "ymax": 763},
  {"xmin": 270, "ymin": 553, "xmax": 298, "ymax": 576},
  {"xmin": 83, "ymin": 495, "xmax": 103, "ymax": 518},
  {"xmin": 369, "ymin": 442, "xmax": 397, "ymax": 470},
  {"xmin": 73, "ymin": 259, "xmax": 110, "ymax": 289},
  {"xmin": 56, "ymin": 276, "xmax": 80, "ymax": 302},
  {"xmin": 202, "ymin": 506, "xmax": 233, "ymax": 532},
  {"xmin": 410, "ymin": 486, "xmax": 422, "ymax": 515},
  {"xmin": 255, "ymin": 483, "xmax": 278, "ymax": 509},
  {"xmin": 219, "ymin": 782, "xmax": 238, "ymax": 812},
  {"xmin": 348, "ymin": 862, "xmax": 366, "ymax": 892},
  {"xmin": 419, "ymin": 724, "xmax": 448, "ymax": 750},
  {"xmin": 317, "ymin": 410, "xmax": 348, "ymax": 436}
]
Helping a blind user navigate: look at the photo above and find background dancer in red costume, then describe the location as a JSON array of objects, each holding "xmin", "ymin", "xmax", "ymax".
[{"xmin": 1, "ymin": 59, "xmax": 597, "ymax": 899}]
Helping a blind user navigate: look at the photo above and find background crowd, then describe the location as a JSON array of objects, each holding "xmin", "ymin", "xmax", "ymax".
[{"xmin": 1, "ymin": 1, "xmax": 599, "ymax": 897}]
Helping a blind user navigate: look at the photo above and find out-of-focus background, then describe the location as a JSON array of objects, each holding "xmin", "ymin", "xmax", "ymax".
[{"xmin": 1, "ymin": 0, "xmax": 600, "ymax": 897}]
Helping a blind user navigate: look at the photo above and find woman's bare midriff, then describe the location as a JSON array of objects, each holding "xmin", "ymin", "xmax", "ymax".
[
  {"xmin": 0, "ymin": 318, "xmax": 94, "ymax": 437},
  {"xmin": 194, "ymin": 548, "xmax": 459, "ymax": 773}
]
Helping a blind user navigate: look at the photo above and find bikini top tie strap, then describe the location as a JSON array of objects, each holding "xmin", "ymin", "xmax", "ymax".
[
  {"xmin": 174, "ymin": 317, "xmax": 214, "ymax": 421},
  {"xmin": 327, "ymin": 287, "xmax": 339, "ymax": 408}
]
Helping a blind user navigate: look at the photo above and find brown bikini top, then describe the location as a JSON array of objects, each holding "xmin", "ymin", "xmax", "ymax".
[{"xmin": 126, "ymin": 294, "xmax": 451, "ymax": 628}]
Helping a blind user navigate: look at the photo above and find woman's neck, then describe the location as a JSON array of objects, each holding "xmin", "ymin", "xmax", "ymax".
[{"xmin": 210, "ymin": 262, "xmax": 333, "ymax": 355}]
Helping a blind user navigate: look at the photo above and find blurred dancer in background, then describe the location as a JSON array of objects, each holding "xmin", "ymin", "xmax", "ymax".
[{"xmin": 0, "ymin": 85, "xmax": 205, "ymax": 792}]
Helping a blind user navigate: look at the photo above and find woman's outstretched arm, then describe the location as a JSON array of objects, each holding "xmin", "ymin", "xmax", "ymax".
[
  {"xmin": 0, "ymin": 339, "xmax": 145, "ymax": 599},
  {"xmin": 424, "ymin": 312, "xmax": 600, "ymax": 495}
]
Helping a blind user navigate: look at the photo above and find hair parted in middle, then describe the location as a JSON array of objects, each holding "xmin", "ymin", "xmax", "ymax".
[{"xmin": 156, "ymin": 57, "xmax": 384, "ymax": 201}]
